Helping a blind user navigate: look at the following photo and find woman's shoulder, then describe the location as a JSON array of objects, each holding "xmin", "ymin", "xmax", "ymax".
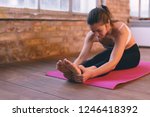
[
  {"xmin": 110, "ymin": 21, "xmax": 128, "ymax": 38},
  {"xmin": 112, "ymin": 21, "xmax": 126, "ymax": 30}
]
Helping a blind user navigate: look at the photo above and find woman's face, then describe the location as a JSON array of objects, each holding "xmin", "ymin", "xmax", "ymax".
[{"xmin": 90, "ymin": 22, "xmax": 110, "ymax": 40}]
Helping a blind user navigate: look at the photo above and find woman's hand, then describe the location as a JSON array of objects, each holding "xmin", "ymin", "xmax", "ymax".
[
  {"xmin": 71, "ymin": 65, "xmax": 97, "ymax": 83},
  {"xmin": 73, "ymin": 71, "xmax": 93, "ymax": 83},
  {"xmin": 86, "ymin": 31, "xmax": 95, "ymax": 40},
  {"xmin": 78, "ymin": 65, "xmax": 96, "ymax": 82},
  {"xmin": 82, "ymin": 70, "xmax": 94, "ymax": 82}
]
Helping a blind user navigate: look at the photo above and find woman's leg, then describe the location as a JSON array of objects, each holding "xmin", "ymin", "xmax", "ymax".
[
  {"xmin": 63, "ymin": 48, "xmax": 113, "ymax": 75},
  {"xmin": 62, "ymin": 48, "xmax": 112, "ymax": 81},
  {"xmin": 62, "ymin": 44, "xmax": 140, "ymax": 81},
  {"xmin": 81, "ymin": 48, "xmax": 112, "ymax": 67},
  {"xmin": 82, "ymin": 44, "xmax": 140, "ymax": 70},
  {"xmin": 115, "ymin": 44, "xmax": 140, "ymax": 70},
  {"xmin": 81, "ymin": 44, "xmax": 140, "ymax": 76}
]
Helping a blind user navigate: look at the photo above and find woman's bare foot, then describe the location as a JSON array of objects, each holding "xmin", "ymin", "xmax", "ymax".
[
  {"xmin": 63, "ymin": 72, "xmax": 74, "ymax": 81},
  {"xmin": 56, "ymin": 59, "xmax": 83, "ymax": 83},
  {"xmin": 63, "ymin": 59, "xmax": 81, "ymax": 75},
  {"xmin": 56, "ymin": 60, "xmax": 69, "ymax": 73},
  {"xmin": 56, "ymin": 60, "xmax": 73, "ymax": 79},
  {"xmin": 63, "ymin": 73, "xmax": 82, "ymax": 83}
]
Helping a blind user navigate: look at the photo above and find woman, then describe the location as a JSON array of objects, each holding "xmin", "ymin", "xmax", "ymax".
[{"xmin": 56, "ymin": 5, "xmax": 140, "ymax": 83}]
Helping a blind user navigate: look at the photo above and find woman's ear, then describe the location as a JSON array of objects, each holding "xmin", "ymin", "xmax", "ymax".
[{"xmin": 105, "ymin": 22, "xmax": 110, "ymax": 29}]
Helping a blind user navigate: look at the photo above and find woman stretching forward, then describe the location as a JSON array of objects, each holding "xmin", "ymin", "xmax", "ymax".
[{"xmin": 56, "ymin": 5, "xmax": 140, "ymax": 83}]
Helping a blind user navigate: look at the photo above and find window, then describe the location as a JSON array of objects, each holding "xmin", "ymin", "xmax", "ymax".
[
  {"xmin": 140, "ymin": 0, "xmax": 149, "ymax": 18},
  {"xmin": 41, "ymin": 0, "xmax": 97, "ymax": 13},
  {"xmin": 72, "ymin": 0, "xmax": 97, "ymax": 13},
  {"xmin": 130, "ymin": 0, "xmax": 150, "ymax": 18},
  {"xmin": 0, "ymin": 0, "xmax": 98, "ymax": 13},
  {"xmin": 0, "ymin": 0, "xmax": 38, "ymax": 9},
  {"xmin": 40, "ymin": 0, "xmax": 69, "ymax": 11}
]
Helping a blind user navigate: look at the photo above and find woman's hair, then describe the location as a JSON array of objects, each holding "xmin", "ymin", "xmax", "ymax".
[{"xmin": 87, "ymin": 5, "xmax": 113, "ymax": 25}]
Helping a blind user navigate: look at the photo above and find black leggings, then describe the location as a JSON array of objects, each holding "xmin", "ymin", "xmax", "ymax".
[{"xmin": 81, "ymin": 44, "xmax": 140, "ymax": 70}]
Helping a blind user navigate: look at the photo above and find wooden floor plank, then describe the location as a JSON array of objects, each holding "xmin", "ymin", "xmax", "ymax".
[{"xmin": 0, "ymin": 80, "xmax": 62, "ymax": 100}]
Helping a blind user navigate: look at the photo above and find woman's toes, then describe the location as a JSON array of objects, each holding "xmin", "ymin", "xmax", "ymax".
[{"xmin": 64, "ymin": 59, "xmax": 81, "ymax": 75}]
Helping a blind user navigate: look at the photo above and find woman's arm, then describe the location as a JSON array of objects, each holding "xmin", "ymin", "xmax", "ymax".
[{"xmin": 73, "ymin": 31, "xmax": 95, "ymax": 65}]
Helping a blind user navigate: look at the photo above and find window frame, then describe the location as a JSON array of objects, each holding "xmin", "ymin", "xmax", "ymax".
[
  {"xmin": 0, "ymin": 0, "xmax": 101, "ymax": 20},
  {"xmin": 129, "ymin": 0, "xmax": 150, "ymax": 28},
  {"xmin": 130, "ymin": 0, "xmax": 150, "ymax": 20},
  {"xmin": 38, "ymin": 0, "xmax": 100, "ymax": 15}
]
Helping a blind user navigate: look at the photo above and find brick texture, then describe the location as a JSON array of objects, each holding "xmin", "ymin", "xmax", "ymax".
[
  {"xmin": 0, "ymin": 0, "xmax": 130, "ymax": 64},
  {"xmin": 107, "ymin": 0, "xmax": 129, "ymax": 23}
]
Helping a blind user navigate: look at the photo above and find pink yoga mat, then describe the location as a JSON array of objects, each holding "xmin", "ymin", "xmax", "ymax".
[{"xmin": 46, "ymin": 61, "xmax": 150, "ymax": 89}]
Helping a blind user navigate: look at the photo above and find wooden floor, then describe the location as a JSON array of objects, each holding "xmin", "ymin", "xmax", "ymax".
[{"xmin": 0, "ymin": 48, "xmax": 149, "ymax": 100}]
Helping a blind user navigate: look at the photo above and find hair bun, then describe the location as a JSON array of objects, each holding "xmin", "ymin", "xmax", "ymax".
[
  {"xmin": 87, "ymin": 6, "xmax": 112, "ymax": 25},
  {"xmin": 101, "ymin": 5, "xmax": 112, "ymax": 18},
  {"xmin": 101, "ymin": 5, "xmax": 106, "ymax": 9}
]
